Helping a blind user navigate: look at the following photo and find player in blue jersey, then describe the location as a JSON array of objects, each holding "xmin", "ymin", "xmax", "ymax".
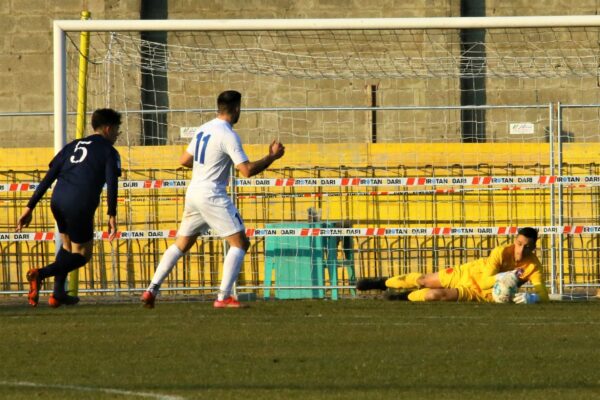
[
  {"xmin": 141, "ymin": 90, "xmax": 285, "ymax": 309},
  {"xmin": 16, "ymin": 108, "xmax": 122, "ymax": 307}
]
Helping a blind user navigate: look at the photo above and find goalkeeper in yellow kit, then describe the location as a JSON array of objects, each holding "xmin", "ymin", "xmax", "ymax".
[{"xmin": 357, "ymin": 227, "xmax": 549, "ymax": 303}]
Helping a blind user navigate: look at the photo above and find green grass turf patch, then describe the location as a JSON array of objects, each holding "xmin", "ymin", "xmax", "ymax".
[{"xmin": 0, "ymin": 299, "xmax": 599, "ymax": 399}]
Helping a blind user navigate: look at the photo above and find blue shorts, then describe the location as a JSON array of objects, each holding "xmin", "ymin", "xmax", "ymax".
[{"xmin": 51, "ymin": 199, "xmax": 95, "ymax": 243}]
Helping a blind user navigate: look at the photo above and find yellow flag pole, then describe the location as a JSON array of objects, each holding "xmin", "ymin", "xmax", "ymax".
[{"xmin": 68, "ymin": 10, "xmax": 91, "ymax": 296}]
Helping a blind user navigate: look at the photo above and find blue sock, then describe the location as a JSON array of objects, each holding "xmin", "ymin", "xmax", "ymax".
[
  {"xmin": 53, "ymin": 273, "xmax": 67, "ymax": 296},
  {"xmin": 39, "ymin": 248, "xmax": 87, "ymax": 279},
  {"xmin": 38, "ymin": 248, "xmax": 70, "ymax": 279}
]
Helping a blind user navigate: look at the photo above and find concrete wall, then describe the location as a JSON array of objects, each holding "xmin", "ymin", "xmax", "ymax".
[
  {"xmin": 1, "ymin": 0, "xmax": 140, "ymax": 146},
  {"xmin": 2, "ymin": 1, "xmax": 600, "ymax": 147}
]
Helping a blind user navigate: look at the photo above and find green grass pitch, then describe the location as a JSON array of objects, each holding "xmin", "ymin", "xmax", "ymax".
[{"xmin": 0, "ymin": 298, "xmax": 599, "ymax": 399}]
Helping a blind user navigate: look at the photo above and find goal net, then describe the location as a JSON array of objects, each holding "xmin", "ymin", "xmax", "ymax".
[{"xmin": 50, "ymin": 18, "xmax": 600, "ymax": 300}]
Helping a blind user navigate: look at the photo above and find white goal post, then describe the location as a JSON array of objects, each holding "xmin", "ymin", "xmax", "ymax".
[
  {"xmin": 53, "ymin": 15, "xmax": 600, "ymax": 148},
  {"xmin": 50, "ymin": 16, "xmax": 600, "ymax": 300}
]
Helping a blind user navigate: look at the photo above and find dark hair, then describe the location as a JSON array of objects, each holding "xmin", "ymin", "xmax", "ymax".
[
  {"xmin": 217, "ymin": 90, "xmax": 242, "ymax": 115},
  {"xmin": 91, "ymin": 108, "xmax": 122, "ymax": 130},
  {"xmin": 517, "ymin": 227, "xmax": 538, "ymax": 242}
]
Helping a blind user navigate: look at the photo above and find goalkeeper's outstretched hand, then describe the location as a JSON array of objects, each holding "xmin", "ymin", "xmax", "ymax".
[{"xmin": 513, "ymin": 292, "xmax": 539, "ymax": 304}]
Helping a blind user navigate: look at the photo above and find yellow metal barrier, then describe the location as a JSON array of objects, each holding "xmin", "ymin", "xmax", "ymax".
[{"xmin": 1, "ymin": 144, "xmax": 599, "ymax": 297}]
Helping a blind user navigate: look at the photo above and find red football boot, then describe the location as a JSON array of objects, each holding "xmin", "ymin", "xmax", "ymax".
[
  {"xmin": 26, "ymin": 268, "xmax": 41, "ymax": 307},
  {"xmin": 141, "ymin": 291, "xmax": 156, "ymax": 309}
]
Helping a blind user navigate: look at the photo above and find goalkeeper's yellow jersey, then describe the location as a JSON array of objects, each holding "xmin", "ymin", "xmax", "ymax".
[{"xmin": 459, "ymin": 244, "xmax": 549, "ymax": 302}]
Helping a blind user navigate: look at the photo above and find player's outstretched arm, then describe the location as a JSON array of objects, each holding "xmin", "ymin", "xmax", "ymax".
[
  {"xmin": 513, "ymin": 273, "xmax": 549, "ymax": 304},
  {"xmin": 525, "ymin": 269, "xmax": 550, "ymax": 302},
  {"xmin": 237, "ymin": 140, "xmax": 285, "ymax": 178},
  {"xmin": 21, "ymin": 155, "xmax": 63, "ymax": 222},
  {"xmin": 15, "ymin": 207, "xmax": 33, "ymax": 232},
  {"xmin": 15, "ymin": 150, "xmax": 65, "ymax": 232}
]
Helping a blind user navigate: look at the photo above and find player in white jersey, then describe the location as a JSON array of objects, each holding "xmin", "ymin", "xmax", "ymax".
[{"xmin": 141, "ymin": 90, "xmax": 285, "ymax": 308}]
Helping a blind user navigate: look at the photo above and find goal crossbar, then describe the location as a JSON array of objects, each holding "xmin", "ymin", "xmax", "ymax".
[{"xmin": 54, "ymin": 15, "xmax": 600, "ymax": 32}]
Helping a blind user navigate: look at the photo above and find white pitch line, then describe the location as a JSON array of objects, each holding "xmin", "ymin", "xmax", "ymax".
[
  {"xmin": 0, "ymin": 380, "xmax": 185, "ymax": 400},
  {"xmin": 341, "ymin": 320, "xmax": 600, "ymax": 327}
]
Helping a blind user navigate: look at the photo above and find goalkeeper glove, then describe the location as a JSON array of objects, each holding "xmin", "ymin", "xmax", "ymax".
[{"xmin": 513, "ymin": 292, "xmax": 539, "ymax": 304}]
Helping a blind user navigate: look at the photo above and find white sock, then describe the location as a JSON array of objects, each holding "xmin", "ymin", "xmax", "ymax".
[
  {"xmin": 218, "ymin": 247, "xmax": 246, "ymax": 301},
  {"xmin": 148, "ymin": 244, "xmax": 185, "ymax": 294}
]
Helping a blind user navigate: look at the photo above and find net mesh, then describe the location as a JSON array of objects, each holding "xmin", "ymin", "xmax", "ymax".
[{"xmin": 20, "ymin": 25, "xmax": 600, "ymax": 299}]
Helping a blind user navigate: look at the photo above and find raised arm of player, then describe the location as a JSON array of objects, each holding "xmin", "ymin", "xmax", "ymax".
[{"xmin": 236, "ymin": 140, "xmax": 285, "ymax": 178}]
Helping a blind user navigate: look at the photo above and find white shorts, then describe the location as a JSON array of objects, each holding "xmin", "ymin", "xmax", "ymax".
[{"xmin": 177, "ymin": 188, "xmax": 245, "ymax": 238}]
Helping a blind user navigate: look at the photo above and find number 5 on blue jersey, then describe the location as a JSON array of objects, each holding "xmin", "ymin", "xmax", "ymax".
[
  {"xmin": 70, "ymin": 140, "xmax": 92, "ymax": 163},
  {"xmin": 194, "ymin": 132, "xmax": 211, "ymax": 164}
]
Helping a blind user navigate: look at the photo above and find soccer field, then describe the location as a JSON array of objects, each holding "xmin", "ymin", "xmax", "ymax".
[{"xmin": 0, "ymin": 299, "xmax": 598, "ymax": 400}]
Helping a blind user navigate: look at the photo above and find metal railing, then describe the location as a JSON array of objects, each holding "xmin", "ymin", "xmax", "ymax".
[{"xmin": 1, "ymin": 103, "xmax": 599, "ymax": 299}]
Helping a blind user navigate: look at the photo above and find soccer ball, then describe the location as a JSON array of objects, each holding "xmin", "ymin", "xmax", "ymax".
[{"xmin": 492, "ymin": 280, "xmax": 518, "ymax": 303}]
